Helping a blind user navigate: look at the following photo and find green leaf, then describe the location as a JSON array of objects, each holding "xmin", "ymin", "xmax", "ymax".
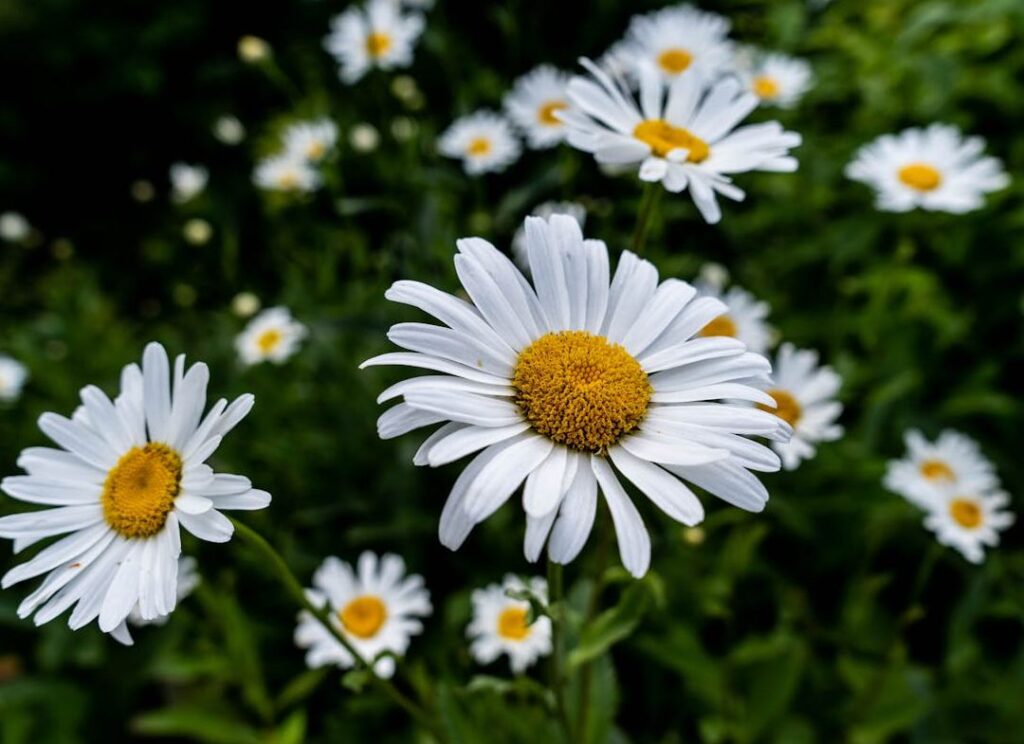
[
  {"xmin": 131, "ymin": 705, "xmax": 265, "ymax": 744},
  {"xmin": 568, "ymin": 577, "xmax": 659, "ymax": 669}
]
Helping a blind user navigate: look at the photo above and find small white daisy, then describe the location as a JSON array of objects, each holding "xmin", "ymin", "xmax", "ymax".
[
  {"xmin": 169, "ymin": 163, "xmax": 208, "ymax": 204},
  {"xmin": 235, "ymin": 307, "xmax": 308, "ymax": 366},
  {"xmin": 759, "ymin": 343, "xmax": 842, "ymax": 470},
  {"xmin": 562, "ymin": 59, "xmax": 801, "ymax": 223},
  {"xmin": 253, "ymin": 154, "xmax": 322, "ymax": 193},
  {"xmin": 733, "ymin": 49, "xmax": 813, "ymax": 109},
  {"xmin": 0, "ymin": 212, "xmax": 31, "ymax": 242},
  {"xmin": 884, "ymin": 429, "xmax": 999, "ymax": 510},
  {"xmin": 845, "ymin": 124, "xmax": 1009, "ymax": 213},
  {"xmin": 323, "ymin": 0, "xmax": 425, "ymax": 85},
  {"xmin": 362, "ymin": 215, "xmax": 791, "ymax": 578},
  {"xmin": 126, "ymin": 556, "xmax": 199, "ymax": 632},
  {"xmin": 511, "ymin": 201, "xmax": 587, "ymax": 272},
  {"xmin": 0, "ymin": 342, "xmax": 271, "ymax": 641},
  {"xmin": 0, "ymin": 355, "xmax": 29, "ymax": 402},
  {"xmin": 438, "ymin": 111, "xmax": 522, "ymax": 176},
  {"xmin": 213, "ymin": 115, "xmax": 246, "ymax": 145},
  {"xmin": 619, "ymin": 4, "xmax": 733, "ymax": 84},
  {"xmin": 922, "ymin": 487, "xmax": 1014, "ymax": 564},
  {"xmin": 467, "ymin": 574, "xmax": 551, "ymax": 673},
  {"xmin": 283, "ymin": 119, "xmax": 339, "ymax": 163},
  {"xmin": 503, "ymin": 66, "xmax": 575, "ymax": 149},
  {"xmin": 695, "ymin": 283, "xmax": 772, "ymax": 355},
  {"xmin": 294, "ymin": 552, "xmax": 432, "ymax": 678}
]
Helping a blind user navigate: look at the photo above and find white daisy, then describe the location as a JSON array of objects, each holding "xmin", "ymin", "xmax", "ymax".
[
  {"xmin": 0, "ymin": 342, "xmax": 271, "ymax": 641},
  {"xmin": 213, "ymin": 115, "xmax": 246, "ymax": 145},
  {"xmin": 361, "ymin": 215, "xmax": 791, "ymax": 578},
  {"xmin": 0, "ymin": 355, "xmax": 29, "ymax": 402},
  {"xmin": 845, "ymin": 124, "xmax": 1009, "ymax": 213},
  {"xmin": 283, "ymin": 119, "xmax": 339, "ymax": 163},
  {"xmin": 323, "ymin": 0, "xmax": 425, "ymax": 85},
  {"xmin": 253, "ymin": 153, "xmax": 322, "ymax": 193},
  {"xmin": 438, "ymin": 111, "xmax": 522, "ymax": 176},
  {"xmin": 759, "ymin": 343, "xmax": 842, "ymax": 470},
  {"xmin": 884, "ymin": 429, "xmax": 999, "ymax": 510},
  {"xmin": 127, "ymin": 556, "xmax": 199, "ymax": 630},
  {"xmin": 235, "ymin": 307, "xmax": 308, "ymax": 366},
  {"xmin": 294, "ymin": 552, "xmax": 432, "ymax": 678},
  {"xmin": 619, "ymin": 4, "xmax": 733, "ymax": 84},
  {"xmin": 734, "ymin": 49, "xmax": 813, "ymax": 109},
  {"xmin": 562, "ymin": 59, "xmax": 801, "ymax": 223},
  {"xmin": 169, "ymin": 163, "xmax": 208, "ymax": 204},
  {"xmin": 0, "ymin": 212, "xmax": 31, "ymax": 242},
  {"xmin": 467, "ymin": 574, "xmax": 551, "ymax": 673},
  {"xmin": 921, "ymin": 486, "xmax": 1014, "ymax": 564},
  {"xmin": 694, "ymin": 282, "xmax": 772, "ymax": 355},
  {"xmin": 503, "ymin": 66, "xmax": 575, "ymax": 149},
  {"xmin": 511, "ymin": 201, "xmax": 587, "ymax": 272}
]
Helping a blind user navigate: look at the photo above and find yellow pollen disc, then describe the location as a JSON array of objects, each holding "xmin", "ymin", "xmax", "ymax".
[
  {"xmin": 497, "ymin": 606, "xmax": 531, "ymax": 641},
  {"xmin": 633, "ymin": 119, "xmax": 710, "ymax": 162},
  {"xmin": 102, "ymin": 443, "xmax": 182, "ymax": 539},
  {"xmin": 753, "ymin": 75, "xmax": 780, "ymax": 99},
  {"xmin": 538, "ymin": 100, "xmax": 567, "ymax": 126},
  {"xmin": 339, "ymin": 595, "xmax": 388, "ymax": 639},
  {"xmin": 278, "ymin": 172, "xmax": 298, "ymax": 190},
  {"xmin": 657, "ymin": 48, "xmax": 693, "ymax": 74},
  {"xmin": 513, "ymin": 331, "xmax": 651, "ymax": 454},
  {"xmin": 758, "ymin": 389, "xmax": 802, "ymax": 428},
  {"xmin": 898, "ymin": 163, "xmax": 942, "ymax": 191},
  {"xmin": 467, "ymin": 137, "xmax": 492, "ymax": 157},
  {"xmin": 920, "ymin": 459, "xmax": 954, "ymax": 481},
  {"xmin": 306, "ymin": 141, "xmax": 326, "ymax": 160},
  {"xmin": 366, "ymin": 32, "xmax": 392, "ymax": 58},
  {"xmin": 256, "ymin": 328, "xmax": 283, "ymax": 354},
  {"xmin": 699, "ymin": 314, "xmax": 738, "ymax": 338},
  {"xmin": 949, "ymin": 498, "xmax": 983, "ymax": 529}
]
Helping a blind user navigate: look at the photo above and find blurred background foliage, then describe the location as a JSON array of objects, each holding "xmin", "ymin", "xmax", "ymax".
[{"xmin": 1, "ymin": 0, "xmax": 1024, "ymax": 741}]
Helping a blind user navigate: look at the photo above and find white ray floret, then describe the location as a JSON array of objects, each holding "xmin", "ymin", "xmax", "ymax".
[
  {"xmin": 503, "ymin": 66, "xmax": 576, "ymax": 149},
  {"xmin": 467, "ymin": 574, "xmax": 551, "ymax": 673},
  {"xmin": 324, "ymin": 0, "xmax": 425, "ymax": 84},
  {"xmin": 694, "ymin": 281, "xmax": 772, "ymax": 355},
  {"xmin": 511, "ymin": 201, "xmax": 587, "ymax": 273}
]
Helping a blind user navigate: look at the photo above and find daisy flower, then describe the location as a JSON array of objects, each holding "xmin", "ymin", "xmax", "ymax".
[
  {"xmin": 758, "ymin": 343, "xmax": 842, "ymax": 470},
  {"xmin": 619, "ymin": 4, "xmax": 733, "ymax": 84},
  {"xmin": 0, "ymin": 355, "xmax": 29, "ymax": 402},
  {"xmin": 169, "ymin": 163, "xmax": 208, "ymax": 204},
  {"xmin": 845, "ymin": 124, "xmax": 1009, "ymax": 213},
  {"xmin": 126, "ymin": 556, "xmax": 200, "ymax": 631},
  {"xmin": 0, "ymin": 343, "xmax": 271, "ymax": 641},
  {"xmin": 438, "ymin": 111, "xmax": 522, "ymax": 176},
  {"xmin": 734, "ymin": 49, "xmax": 813, "ymax": 109},
  {"xmin": 0, "ymin": 212, "xmax": 31, "ymax": 242},
  {"xmin": 467, "ymin": 574, "xmax": 551, "ymax": 673},
  {"xmin": 323, "ymin": 0, "xmax": 425, "ymax": 85},
  {"xmin": 213, "ymin": 115, "xmax": 246, "ymax": 145},
  {"xmin": 511, "ymin": 201, "xmax": 587, "ymax": 272},
  {"xmin": 884, "ymin": 429, "xmax": 999, "ymax": 510},
  {"xmin": 235, "ymin": 307, "xmax": 308, "ymax": 366},
  {"xmin": 362, "ymin": 215, "xmax": 791, "ymax": 577},
  {"xmin": 921, "ymin": 486, "xmax": 1014, "ymax": 564},
  {"xmin": 562, "ymin": 60, "xmax": 801, "ymax": 223},
  {"xmin": 503, "ymin": 66, "xmax": 575, "ymax": 149},
  {"xmin": 283, "ymin": 119, "xmax": 339, "ymax": 163},
  {"xmin": 695, "ymin": 282, "xmax": 772, "ymax": 355},
  {"xmin": 253, "ymin": 153, "xmax": 322, "ymax": 193},
  {"xmin": 294, "ymin": 552, "xmax": 431, "ymax": 678}
]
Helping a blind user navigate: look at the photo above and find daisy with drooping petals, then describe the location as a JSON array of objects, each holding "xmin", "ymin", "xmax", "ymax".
[
  {"xmin": 283, "ymin": 119, "xmax": 339, "ymax": 163},
  {"xmin": 323, "ymin": 0, "xmax": 425, "ymax": 84},
  {"xmin": 758, "ymin": 343, "xmax": 842, "ymax": 470},
  {"xmin": 0, "ymin": 355, "xmax": 28, "ymax": 402},
  {"xmin": 169, "ymin": 163, "xmax": 208, "ymax": 204},
  {"xmin": 467, "ymin": 575, "xmax": 551, "ymax": 673},
  {"xmin": 253, "ymin": 154, "xmax": 322, "ymax": 193},
  {"xmin": 733, "ymin": 49, "xmax": 813, "ymax": 109},
  {"xmin": 235, "ymin": 307, "xmax": 308, "ymax": 366},
  {"xmin": 362, "ymin": 215, "xmax": 791, "ymax": 578},
  {"xmin": 438, "ymin": 111, "xmax": 522, "ymax": 176},
  {"xmin": 511, "ymin": 201, "xmax": 587, "ymax": 273},
  {"xmin": 620, "ymin": 4, "xmax": 733, "ymax": 84},
  {"xmin": 562, "ymin": 60, "xmax": 801, "ymax": 223},
  {"xmin": 695, "ymin": 281, "xmax": 772, "ymax": 355},
  {"xmin": 0, "ymin": 343, "xmax": 271, "ymax": 642},
  {"xmin": 503, "ymin": 66, "xmax": 575, "ymax": 149},
  {"xmin": 845, "ymin": 125, "xmax": 1009, "ymax": 213},
  {"xmin": 294, "ymin": 552, "xmax": 432, "ymax": 678},
  {"xmin": 884, "ymin": 429, "xmax": 999, "ymax": 510},
  {"xmin": 921, "ymin": 487, "xmax": 1014, "ymax": 564},
  {"xmin": 126, "ymin": 556, "xmax": 200, "ymax": 633}
]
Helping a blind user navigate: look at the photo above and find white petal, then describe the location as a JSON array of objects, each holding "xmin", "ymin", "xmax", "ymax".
[
  {"xmin": 609, "ymin": 447, "xmax": 704, "ymax": 525},
  {"xmin": 591, "ymin": 458, "xmax": 650, "ymax": 578}
]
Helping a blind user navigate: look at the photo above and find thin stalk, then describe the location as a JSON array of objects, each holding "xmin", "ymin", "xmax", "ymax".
[
  {"xmin": 630, "ymin": 183, "xmax": 662, "ymax": 255},
  {"xmin": 575, "ymin": 515, "xmax": 612, "ymax": 741},
  {"xmin": 546, "ymin": 559, "xmax": 574, "ymax": 742}
]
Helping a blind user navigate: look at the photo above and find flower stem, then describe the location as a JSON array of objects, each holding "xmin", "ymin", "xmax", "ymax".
[
  {"xmin": 546, "ymin": 559, "xmax": 574, "ymax": 742},
  {"xmin": 574, "ymin": 514, "xmax": 612, "ymax": 740},
  {"xmin": 631, "ymin": 183, "xmax": 662, "ymax": 255}
]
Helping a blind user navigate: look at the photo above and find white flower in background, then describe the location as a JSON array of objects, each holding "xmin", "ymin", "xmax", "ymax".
[
  {"xmin": 0, "ymin": 355, "xmax": 29, "ymax": 402},
  {"xmin": 213, "ymin": 115, "xmax": 246, "ymax": 145},
  {"xmin": 512, "ymin": 201, "xmax": 587, "ymax": 272},
  {"xmin": 324, "ymin": 0, "xmax": 425, "ymax": 84},
  {"xmin": 694, "ymin": 282, "xmax": 772, "ymax": 355},
  {"xmin": 846, "ymin": 125, "xmax": 1009, "ymax": 213},
  {"xmin": 294, "ymin": 552, "xmax": 431, "ymax": 678},
  {"xmin": 759, "ymin": 343, "xmax": 842, "ymax": 470},
  {"xmin": 596, "ymin": 40, "xmax": 634, "ymax": 82},
  {"xmin": 0, "ymin": 343, "xmax": 271, "ymax": 642},
  {"xmin": 253, "ymin": 154, "xmax": 322, "ymax": 193},
  {"xmin": 235, "ymin": 307, "xmax": 307, "ymax": 366},
  {"xmin": 734, "ymin": 49, "xmax": 813, "ymax": 108},
  {"xmin": 697, "ymin": 262, "xmax": 729, "ymax": 290},
  {"xmin": 183, "ymin": 218, "xmax": 213, "ymax": 246},
  {"xmin": 504, "ymin": 66, "xmax": 575, "ymax": 149},
  {"xmin": 362, "ymin": 215, "xmax": 791, "ymax": 577},
  {"xmin": 619, "ymin": 4, "xmax": 733, "ymax": 84},
  {"xmin": 0, "ymin": 212, "xmax": 30, "ymax": 242},
  {"xmin": 169, "ymin": 163, "xmax": 208, "ymax": 204},
  {"xmin": 238, "ymin": 35, "xmax": 271, "ymax": 64},
  {"xmin": 350, "ymin": 123, "xmax": 381, "ymax": 153},
  {"xmin": 467, "ymin": 575, "xmax": 551, "ymax": 673},
  {"xmin": 231, "ymin": 292, "xmax": 261, "ymax": 319},
  {"xmin": 438, "ymin": 111, "xmax": 522, "ymax": 176},
  {"xmin": 884, "ymin": 429, "xmax": 999, "ymax": 510},
  {"xmin": 127, "ymin": 556, "xmax": 199, "ymax": 630},
  {"xmin": 283, "ymin": 119, "xmax": 339, "ymax": 163},
  {"xmin": 562, "ymin": 60, "xmax": 801, "ymax": 223},
  {"xmin": 921, "ymin": 486, "xmax": 1014, "ymax": 564}
]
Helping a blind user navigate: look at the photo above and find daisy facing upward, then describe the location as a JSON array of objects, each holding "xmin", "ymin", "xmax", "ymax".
[
  {"xmin": 235, "ymin": 306, "xmax": 308, "ymax": 366},
  {"xmin": 438, "ymin": 111, "xmax": 522, "ymax": 176},
  {"xmin": 323, "ymin": 0, "xmax": 425, "ymax": 84},
  {"xmin": 467, "ymin": 575, "xmax": 552, "ymax": 673},
  {"xmin": 503, "ymin": 65, "xmax": 575, "ymax": 150},
  {"xmin": 884, "ymin": 429, "xmax": 999, "ymax": 510},
  {"xmin": 618, "ymin": 4, "xmax": 733, "ymax": 84},
  {"xmin": 733, "ymin": 49, "xmax": 813, "ymax": 109}
]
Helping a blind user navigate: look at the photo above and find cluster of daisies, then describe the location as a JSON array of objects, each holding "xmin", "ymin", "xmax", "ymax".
[{"xmin": 253, "ymin": 119, "xmax": 339, "ymax": 194}]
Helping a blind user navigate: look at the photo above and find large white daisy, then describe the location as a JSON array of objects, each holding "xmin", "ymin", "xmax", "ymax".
[
  {"xmin": 561, "ymin": 60, "xmax": 801, "ymax": 223},
  {"xmin": 619, "ymin": 4, "xmax": 733, "ymax": 84},
  {"xmin": 0, "ymin": 355, "xmax": 29, "ymax": 402},
  {"xmin": 467, "ymin": 574, "xmax": 551, "ymax": 673},
  {"xmin": 921, "ymin": 486, "xmax": 1014, "ymax": 564},
  {"xmin": 438, "ymin": 111, "xmax": 522, "ymax": 176},
  {"xmin": 0, "ymin": 343, "xmax": 271, "ymax": 641},
  {"xmin": 283, "ymin": 119, "xmax": 339, "ymax": 164},
  {"xmin": 695, "ymin": 282, "xmax": 772, "ymax": 355},
  {"xmin": 361, "ymin": 215, "xmax": 791, "ymax": 577},
  {"xmin": 733, "ymin": 49, "xmax": 813, "ymax": 109},
  {"xmin": 235, "ymin": 306, "xmax": 308, "ymax": 366},
  {"xmin": 323, "ymin": 0, "xmax": 425, "ymax": 85},
  {"xmin": 884, "ymin": 429, "xmax": 999, "ymax": 510},
  {"xmin": 503, "ymin": 65, "xmax": 575, "ymax": 149}
]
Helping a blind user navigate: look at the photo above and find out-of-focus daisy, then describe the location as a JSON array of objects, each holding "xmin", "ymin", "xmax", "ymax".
[
  {"xmin": 922, "ymin": 486, "xmax": 1014, "ymax": 564},
  {"xmin": 0, "ymin": 343, "xmax": 271, "ymax": 641},
  {"xmin": 169, "ymin": 163, "xmax": 208, "ymax": 204},
  {"xmin": 231, "ymin": 292, "xmax": 261, "ymax": 319},
  {"xmin": 504, "ymin": 66, "xmax": 575, "ymax": 149},
  {"xmin": 562, "ymin": 60, "xmax": 801, "ymax": 223},
  {"xmin": 238, "ymin": 36, "xmax": 271, "ymax": 64},
  {"xmin": 235, "ymin": 307, "xmax": 307, "ymax": 366},
  {"xmin": 695, "ymin": 283, "xmax": 772, "ymax": 355},
  {"xmin": 884, "ymin": 429, "xmax": 999, "ymax": 510},
  {"xmin": 0, "ymin": 356, "xmax": 29, "ymax": 402},
  {"xmin": 294, "ymin": 552, "xmax": 431, "ymax": 678},
  {"xmin": 438, "ymin": 111, "xmax": 522, "ymax": 176},
  {"xmin": 213, "ymin": 115, "xmax": 246, "ymax": 145},
  {"xmin": 253, "ymin": 154, "xmax": 322, "ymax": 193},
  {"xmin": 619, "ymin": 4, "xmax": 733, "ymax": 84},
  {"xmin": 362, "ymin": 215, "xmax": 790, "ymax": 577},
  {"xmin": 283, "ymin": 119, "xmax": 339, "ymax": 163},
  {"xmin": 183, "ymin": 218, "xmax": 213, "ymax": 246},
  {"xmin": 350, "ymin": 123, "xmax": 381, "ymax": 153},
  {"xmin": 324, "ymin": 0, "xmax": 425, "ymax": 84},
  {"xmin": 846, "ymin": 125, "xmax": 1009, "ymax": 213},
  {"xmin": 734, "ymin": 49, "xmax": 813, "ymax": 109},
  {"xmin": 758, "ymin": 343, "xmax": 842, "ymax": 470},
  {"xmin": 467, "ymin": 574, "xmax": 551, "ymax": 673},
  {"xmin": 511, "ymin": 201, "xmax": 586, "ymax": 272},
  {"xmin": 126, "ymin": 556, "xmax": 199, "ymax": 631},
  {"xmin": 0, "ymin": 212, "xmax": 30, "ymax": 242}
]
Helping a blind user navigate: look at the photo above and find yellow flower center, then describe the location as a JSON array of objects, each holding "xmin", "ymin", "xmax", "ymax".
[
  {"xmin": 698, "ymin": 314, "xmax": 738, "ymax": 338},
  {"xmin": 306, "ymin": 141, "xmax": 326, "ymax": 160},
  {"xmin": 949, "ymin": 498, "xmax": 982, "ymax": 529},
  {"xmin": 898, "ymin": 163, "xmax": 942, "ymax": 191},
  {"xmin": 513, "ymin": 331, "xmax": 651, "ymax": 454},
  {"xmin": 256, "ymin": 328, "xmax": 283, "ymax": 354},
  {"xmin": 758, "ymin": 389, "xmax": 802, "ymax": 428},
  {"xmin": 339, "ymin": 595, "xmax": 388, "ymax": 639},
  {"xmin": 467, "ymin": 138, "xmax": 492, "ymax": 157},
  {"xmin": 538, "ymin": 100, "xmax": 567, "ymax": 126},
  {"xmin": 277, "ymin": 172, "xmax": 298, "ymax": 190},
  {"xmin": 633, "ymin": 119, "xmax": 710, "ymax": 162},
  {"xmin": 497, "ymin": 606, "xmax": 531, "ymax": 641},
  {"xmin": 366, "ymin": 32, "xmax": 392, "ymax": 58},
  {"xmin": 657, "ymin": 48, "xmax": 693, "ymax": 74},
  {"xmin": 920, "ymin": 459, "xmax": 954, "ymax": 481},
  {"xmin": 102, "ymin": 443, "xmax": 182, "ymax": 539},
  {"xmin": 752, "ymin": 75, "xmax": 780, "ymax": 99}
]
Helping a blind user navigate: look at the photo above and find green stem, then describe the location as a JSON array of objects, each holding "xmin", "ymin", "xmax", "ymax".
[
  {"xmin": 630, "ymin": 183, "xmax": 662, "ymax": 255},
  {"xmin": 574, "ymin": 515, "xmax": 612, "ymax": 741},
  {"xmin": 546, "ymin": 560, "xmax": 574, "ymax": 742}
]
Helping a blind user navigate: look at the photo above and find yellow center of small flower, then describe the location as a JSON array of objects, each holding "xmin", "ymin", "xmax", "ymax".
[
  {"xmin": 102, "ymin": 443, "xmax": 182, "ymax": 539},
  {"xmin": 306, "ymin": 141, "xmax": 326, "ymax": 160},
  {"xmin": 753, "ymin": 75, "xmax": 780, "ymax": 99},
  {"xmin": 758, "ymin": 389, "xmax": 802, "ymax": 428},
  {"xmin": 467, "ymin": 138, "xmax": 492, "ymax": 157},
  {"xmin": 339, "ymin": 595, "xmax": 388, "ymax": 638},
  {"xmin": 497, "ymin": 606, "xmax": 531, "ymax": 641},
  {"xmin": 657, "ymin": 48, "xmax": 693, "ymax": 74},
  {"xmin": 513, "ymin": 331, "xmax": 651, "ymax": 454},
  {"xmin": 277, "ymin": 172, "xmax": 298, "ymax": 190},
  {"xmin": 256, "ymin": 329, "xmax": 283, "ymax": 354},
  {"xmin": 898, "ymin": 163, "xmax": 942, "ymax": 191},
  {"xmin": 366, "ymin": 32, "xmax": 392, "ymax": 58},
  {"xmin": 538, "ymin": 100, "xmax": 567, "ymax": 126},
  {"xmin": 920, "ymin": 459, "xmax": 954, "ymax": 481},
  {"xmin": 698, "ymin": 314, "xmax": 738, "ymax": 338},
  {"xmin": 949, "ymin": 498, "xmax": 983, "ymax": 529},
  {"xmin": 633, "ymin": 119, "xmax": 710, "ymax": 162}
]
